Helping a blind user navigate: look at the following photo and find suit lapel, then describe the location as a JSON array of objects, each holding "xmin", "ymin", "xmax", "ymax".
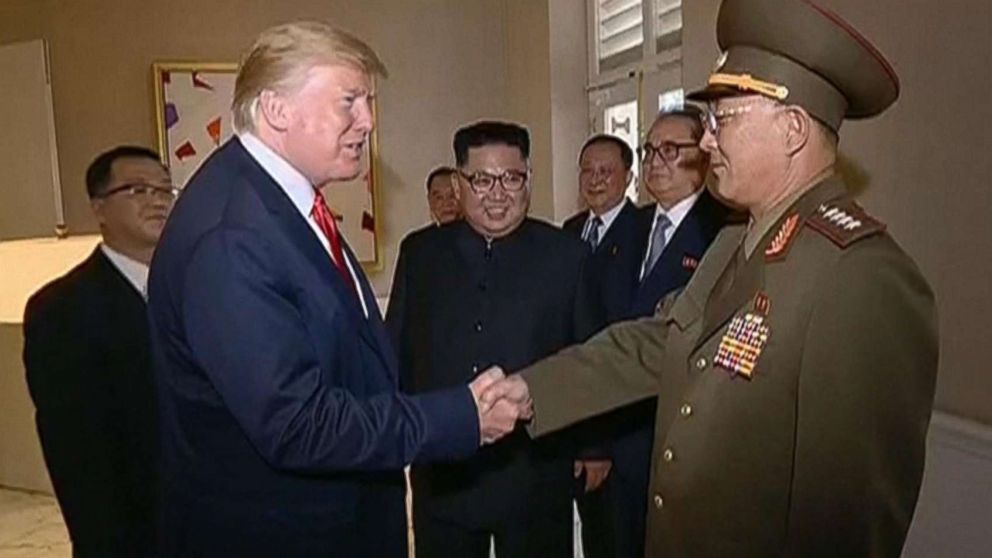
[
  {"xmin": 340, "ymin": 240, "xmax": 397, "ymax": 382},
  {"xmin": 695, "ymin": 244, "xmax": 763, "ymax": 349},
  {"xmin": 639, "ymin": 196, "xmax": 709, "ymax": 291},
  {"xmin": 89, "ymin": 248, "xmax": 147, "ymax": 308},
  {"xmin": 592, "ymin": 200, "xmax": 637, "ymax": 257},
  {"xmin": 231, "ymin": 140, "xmax": 373, "ymax": 334}
]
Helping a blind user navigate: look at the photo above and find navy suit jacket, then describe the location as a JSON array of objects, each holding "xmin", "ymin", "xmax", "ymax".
[
  {"xmin": 562, "ymin": 199, "xmax": 652, "ymax": 326},
  {"xmin": 147, "ymin": 139, "xmax": 479, "ymax": 557},
  {"xmin": 611, "ymin": 190, "xmax": 729, "ymax": 481}
]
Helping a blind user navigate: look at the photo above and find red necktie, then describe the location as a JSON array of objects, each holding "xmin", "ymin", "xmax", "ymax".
[{"xmin": 311, "ymin": 189, "xmax": 359, "ymax": 298}]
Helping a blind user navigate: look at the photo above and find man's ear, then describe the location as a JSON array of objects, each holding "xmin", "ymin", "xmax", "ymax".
[
  {"xmin": 782, "ymin": 105, "xmax": 811, "ymax": 156},
  {"xmin": 449, "ymin": 173, "xmax": 461, "ymax": 203},
  {"xmin": 90, "ymin": 198, "xmax": 107, "ymax": 225},
  {"xmin": 257, "ymin": 89, "xmax": 292, "ymax": 132}
]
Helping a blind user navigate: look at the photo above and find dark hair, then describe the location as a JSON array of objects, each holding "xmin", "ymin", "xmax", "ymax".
[
  {"xmin": 579, "ymin": 134, "xmax": 634, "ymax": 170},
  {"xmin": 453, "ymin": 121, "xmax": 530, "ymax": 167},
  {"xmin": 425, "ymin": 166, "xmax": 456, "ymax": 192},
  {"xmin": 650, "ymin": 105, "xmax": 706, "ymax": 142},
  {"xmin": 85, "ymin": 145, "xmax": 164, "ymax": 198}
]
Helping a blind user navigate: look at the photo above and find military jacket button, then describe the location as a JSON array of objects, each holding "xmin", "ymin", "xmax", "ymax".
[
  {"xmin": 653, "ymin": 494, "xmax": 664, "ymax": 509},
  {"xmin": 663, "ymin": 448, "xmax": 674, "ymax": 462},
  {"xmin": 695, "ymin": 356, "xmax": 708, "ymax": 369},
  {"xmin": 680, "ymin": 403, "xmax": 693, "ymax": 417}
]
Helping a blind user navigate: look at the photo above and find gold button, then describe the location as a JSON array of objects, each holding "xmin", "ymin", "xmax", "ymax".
[
  {"xmin": 680, "ymin": 404, "xmax": 693, "ymax": 417},
  {"xmin": 653, "ymin": 494, "xmax": 664, "ymax": 509},
  {"xmin": 663, "ymin": 448, "xmax": 674, "ymax": 462},
  {"xmin": 695, "ymin": 357, "xmax": 708, "ymax": 369}
]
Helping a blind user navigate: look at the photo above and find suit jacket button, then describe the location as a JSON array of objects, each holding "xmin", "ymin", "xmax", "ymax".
[
  {"xmin": 474, "ymin": 321, "xmax": 483, "ymax": 332},
  {"xmin": 680, "ymin": 403, "xmax": 693, "ymax": 417},
  {"xmin": 662, "ymin": 448, "xmax": 674, "ymax": 462},
  {"xmin": 653, "ymin": 494, "xmax": 664, "ymax": 509},
  {"xmin": 472, "ymin": 365, "xmax": 479, "ymax": 373},
  {"xmin": 695, "ymin": 357, "xmax": 708, "ymax": 369}
]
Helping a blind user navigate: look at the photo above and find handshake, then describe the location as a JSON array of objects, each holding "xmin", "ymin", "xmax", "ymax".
[{"xmin": 468, "ymin": 367, "xmax": 534, "ymax": 445}]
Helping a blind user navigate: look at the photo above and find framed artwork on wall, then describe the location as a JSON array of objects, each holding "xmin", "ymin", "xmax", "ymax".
[{"xmin": 151, "ymin": 61, "xmax": 382, "ymax": 268}]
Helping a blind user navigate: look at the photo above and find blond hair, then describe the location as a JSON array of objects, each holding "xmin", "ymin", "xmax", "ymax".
[{"xmin": 232, "ymin": 21, "xmax": 387, "ymax": 132}]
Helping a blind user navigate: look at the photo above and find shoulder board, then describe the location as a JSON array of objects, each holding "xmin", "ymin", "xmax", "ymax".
[{"xmin": 806, "ymin": 201, "xmax": 886, "ymax": 248}]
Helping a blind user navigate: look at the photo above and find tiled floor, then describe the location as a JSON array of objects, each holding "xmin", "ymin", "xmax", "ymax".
[{"xmin": 0, "ymin": 489, "xmax": 69, "ymax": 558}]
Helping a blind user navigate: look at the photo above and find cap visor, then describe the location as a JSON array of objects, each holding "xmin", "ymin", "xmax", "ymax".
[{"xmin": 686, "ymin": 83, "xmax": 748, "ymax": 102}]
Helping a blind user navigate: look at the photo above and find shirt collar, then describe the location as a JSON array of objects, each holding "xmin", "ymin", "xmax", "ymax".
[
  {"xmin": 238, "ymin": 133, "xmax": 315, "ymax": 217},
  {"xmin": 654, "ymin": 190, "xmax": 701, "ymax": 230},
  {"xmin": 99, "ymin": 244, "xmax": 148, "ymax": 299},
  {"xmin": 587, "ymin": 197, "xmax": 629, "ymax": 236}
]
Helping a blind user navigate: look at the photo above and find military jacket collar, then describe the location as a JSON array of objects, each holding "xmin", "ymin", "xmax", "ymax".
[{"xmin": 691, "ymin": 177, "xmax": 848, "ymax": 349}]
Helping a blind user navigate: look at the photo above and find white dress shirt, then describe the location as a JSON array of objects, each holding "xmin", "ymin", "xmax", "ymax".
[
  {"xmin": 238, "ymin": 133, "xmax": 369, "ymax": 318},
  {"xmin": 639, "ymin": 190, "xmax": 702, "ymax": 280},
  {"xmin": 100, "ymin": 244, "xmax": 149, "ymax": 300}
]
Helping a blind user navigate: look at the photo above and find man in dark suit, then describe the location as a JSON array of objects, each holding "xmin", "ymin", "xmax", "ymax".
[
  {"xmin": 561, "ymin": 133, "xmax": 650, "ymax": 558},
  {"xmin": 607, "ymin": 106, "xmax": 729, "ymax": 558},
  {"xmin": 386, "ymin": 168, "xmax": 461, "ymax": 388},
  {"xmin": 147, "ymin": 23, "xmax": 518, "ymax": 558},
  {"xmin": 23, "ymin": 145, "xmax": 176, "ymax": 557},
  {"xmin": 386, "ymin": 121, "xmax": 598, "ymax": 557}
]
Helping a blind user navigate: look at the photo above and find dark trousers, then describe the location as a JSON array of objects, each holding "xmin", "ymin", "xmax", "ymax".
[
  {"xmin": 413, "ymin": 496, "xmax": 574, "ymax": 558},
  {"xmin": 575, "ymin": 471, "xmax": 649, "ymax": 558},
  {"xmin": 576, "ymin": 477, "xmax": 617, "ymax": 558},
  {"xmin": 413, "ymin": 508, "xmax": 572, "ymax": 558}
]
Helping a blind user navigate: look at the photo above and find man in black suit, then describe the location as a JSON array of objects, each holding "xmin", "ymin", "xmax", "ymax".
[
  {"xmin": 561, "ymin": 133, "xmax": 651, "ymax": 558},
  {"xmin": 147, "ymin": 23, "xmax": 516, "ymax": 558},
  {"xmin": 426, "ymin": 166, "xmax": 461, "ymax": 225},
  {"xmin": 386, "ymin": 168, "xmax": 461, "ymax": 384},
  {"xmin": 607, "ymin": 106, "xmax": 729, "ymax": 558},
  {"xmin": 387, "ymin": 121, "xmax": 599, "ymax": 557},
  {"xmin": 23, "ymin": 145, "xmax": 177, "ymax": 557}
]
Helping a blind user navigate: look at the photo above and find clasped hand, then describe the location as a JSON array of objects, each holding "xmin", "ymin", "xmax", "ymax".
[{"xmin": 468, "ymin": 367, "xmax": 534, "ymax": 445}]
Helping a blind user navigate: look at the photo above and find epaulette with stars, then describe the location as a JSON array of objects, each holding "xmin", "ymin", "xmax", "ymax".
[{"xmin": 805, "ymin": 201, "xmax": 886, "ymax": 248}]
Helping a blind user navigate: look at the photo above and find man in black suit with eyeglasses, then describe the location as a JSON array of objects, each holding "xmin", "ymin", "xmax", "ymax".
[{"xmin": 24, "ymin": 146, "xmax": 176, "ymax": 558}]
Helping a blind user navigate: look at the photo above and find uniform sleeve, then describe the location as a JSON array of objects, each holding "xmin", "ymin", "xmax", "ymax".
[
  {"xmin": 522, "ymin": 313, "xmax": 667, "ymax": 438},
  {"xmin": 181, "ymin": 227, "xmax": 479, "ymax": 472},
  {"xmin": 22, "ymin": 295, "xmax": 132, "ymax": 550},
  {"xmin": 784, "ymin": 239, "xmax": 938, "ymax": 557}
]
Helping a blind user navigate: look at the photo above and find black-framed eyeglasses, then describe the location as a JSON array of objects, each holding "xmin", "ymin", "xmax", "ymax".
[
  {"xmin": 639, "ymin": 141, "xmax": 700, "ymax": 164},
  {"xmin": 457, "ymin": 169, "xmax": 530, "ymax": 193},
  {"xmin": 98, "ymin": 182, "xmax": 180, "ymax": 201}
]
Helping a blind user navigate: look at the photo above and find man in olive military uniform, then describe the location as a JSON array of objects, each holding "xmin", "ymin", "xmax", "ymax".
[{"xmin": 479, "ymin": 0, "xmax": 939, "ymax": 556}]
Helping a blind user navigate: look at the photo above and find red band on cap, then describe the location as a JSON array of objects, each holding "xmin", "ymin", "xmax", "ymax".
[{"xmin": 800, "ymin": 0, "xmax": 899, "ymax": 90}]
